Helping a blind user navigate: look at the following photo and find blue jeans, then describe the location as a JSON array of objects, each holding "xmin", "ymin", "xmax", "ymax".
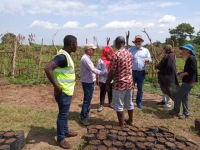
[
  {"xmin": 173, "ymin": 83, "xmax": 194, "ymax": 116},
  {"xmin": 80, "ymin": 82, "xmax": 94, "ymax": 119},
  {"xmin": 54, "ymin": 92, "xmax": 72, "ymax": 142},
  {"xmin": 132, "ymin": 71, "xmax": 145, "ymax": 106}
]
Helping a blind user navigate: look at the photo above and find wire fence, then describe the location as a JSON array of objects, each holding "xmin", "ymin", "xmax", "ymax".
[{"xmin": 0, "ymin": 46, "xmax": 199, "ymax": 84}]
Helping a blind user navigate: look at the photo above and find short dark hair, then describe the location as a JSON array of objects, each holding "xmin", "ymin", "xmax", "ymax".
[
  {"xmin": 115, "ymin": 36, "xmax": 125, "ymax": 45},
  {"xmin": 63, "ymin": 35, "xmax": 77, "ymax": 46}
]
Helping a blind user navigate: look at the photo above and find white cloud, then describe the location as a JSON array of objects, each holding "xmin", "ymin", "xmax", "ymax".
[
  {"xmin": 159, "ymin": 24, "xmax": 169, "ymax": 28},
  {"xmin": 0, "ymin": 0, "xmax": 180, "ymax": 18},
  {"xmin": 103, "ymin": 20, "xmax": 142, "ymax": 29},
  {"xmin": 83, "ymin": 23, "xmax": 98, "ymax": 29},
  {"xmin": 144, "ymin": 23, "xmax": 155, "ymax": 28},
  {"xmin": 28, "ymin": 20, "xmax": 79, "ymax": 29},
  {"xmin": 156, "ymin": 2, "xmax": 180, "ymax": 8},
  {"xmin": 0, "ymin": 0, "xmax": 99, "ymax": 16},
  {"xmin": 28, "ymin": 20, "xmax": 59, "ymax": 29},
  {"xmin": 159, "ymin": 31, "xmax": 165, "ymax": 34},
  {"xmin": 103, "ymin": 1, "xmax": 179, "ymax": 15},
  {"xmin": 159, "ymin": 15, "xmax": 176, "ymax": 23},
  {"xmin": 62, "ymin": 21, "xmax": 79, "ymax": 29}
]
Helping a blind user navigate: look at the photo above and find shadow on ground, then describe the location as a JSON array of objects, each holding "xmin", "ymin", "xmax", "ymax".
[
  {"xmin": 78, "ymin": 103, "xmax": 99, "ymax": 109},
  {"xmin": 24, "ymin": 125, "xmax": 57, "ymax": 148},
  {"xmin": 142, "ymin": 100, "xmax": 174, "ymax": 119},
  {"xmin": 68, "ymin": 111, "xmax": 119, "ymax": 126}
]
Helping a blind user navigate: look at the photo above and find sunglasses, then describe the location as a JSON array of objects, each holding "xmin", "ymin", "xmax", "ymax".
[{"xmin": 135, "ymin": 41, "xmax": 142, "ymax": 43}]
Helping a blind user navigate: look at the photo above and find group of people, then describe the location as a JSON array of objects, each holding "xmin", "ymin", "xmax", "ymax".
[
  {"xmin": 155, "ymin": 43, "xmax": 198, "ymax": 120},
  {"xmin": 44, "ymin": 35, "xmax": 198, "ymax": 149}
]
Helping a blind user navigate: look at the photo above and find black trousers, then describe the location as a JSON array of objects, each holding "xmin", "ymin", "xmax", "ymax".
[{"xmin": 99, "ymin": 82, "xmax": 112, "ymax": 106}]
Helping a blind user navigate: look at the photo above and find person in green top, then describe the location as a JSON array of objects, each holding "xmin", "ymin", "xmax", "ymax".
[{"xmin": 45, "ymin": 35, "xmax": 78, "ymax": 149}]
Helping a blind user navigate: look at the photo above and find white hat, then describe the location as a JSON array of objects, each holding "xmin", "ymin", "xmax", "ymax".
[{"xmin": 84, "ymin": 43, "xmax": 97, "ymax": 50}]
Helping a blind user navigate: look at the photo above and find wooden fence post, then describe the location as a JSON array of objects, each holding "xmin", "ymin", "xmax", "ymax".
[
  {"xmin": 52, "ymin": 30, "xmax": 58, "ymax": 54},
  {"xmin": 11, "ymin": 34, "xmax": 24, "ymax": 78},
  {"xmin": 11, "ymin": 40, "xmax": 17, "ymax": 78},
  {"xmin": 107, "ymin": 37, "xmax": 110, "ymax": 46},
  {"xmin": 126, "ymin": 31, "xmax": 130, "ymax": 49},
  {"xmin": 37, "ymin": 38, "xmax": 44, "ymax": 80}
]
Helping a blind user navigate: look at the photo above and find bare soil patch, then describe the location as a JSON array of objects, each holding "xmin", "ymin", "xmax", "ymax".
[{"xmin": 0, "ymin": 82, "xmax": 200, "ymax": 149}]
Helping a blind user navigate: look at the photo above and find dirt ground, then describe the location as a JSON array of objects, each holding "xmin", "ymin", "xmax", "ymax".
[{"xmin": 0, "ymin": 81, "xmax": 200, "ymax": 150}]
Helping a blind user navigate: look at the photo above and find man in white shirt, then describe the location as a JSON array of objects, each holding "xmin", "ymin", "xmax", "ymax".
[{"xmin": 129, "ymin": 35, "xmax": 152, "ymax": 109}]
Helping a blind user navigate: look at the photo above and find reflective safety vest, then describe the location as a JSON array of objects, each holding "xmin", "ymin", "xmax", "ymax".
[{"xmin": 53, "ymin": 49, "xmax": 76, "ymax": 96}]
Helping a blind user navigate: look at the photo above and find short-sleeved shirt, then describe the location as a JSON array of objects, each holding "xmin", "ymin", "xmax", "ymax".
[
  {"xmin": 53, "ymin": 54, "xmax": 67, "ymax": 68},
  {"xmin": 110, "ymin": 48, "xmax": 134, "ymax": 90}
]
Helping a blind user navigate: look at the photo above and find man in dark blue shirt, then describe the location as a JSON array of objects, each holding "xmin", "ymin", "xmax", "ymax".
[{"xmin": 45, "ymin": 35, "xmax": 78, "ymax": 149}]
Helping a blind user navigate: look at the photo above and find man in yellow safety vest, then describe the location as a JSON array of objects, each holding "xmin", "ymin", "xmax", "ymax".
[{"xmin": 45, "ymin": 35, "xmax": 77, "ymax": 149}]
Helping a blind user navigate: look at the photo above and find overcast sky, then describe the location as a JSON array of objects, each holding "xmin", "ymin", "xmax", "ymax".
[{"xmin": 0, "ymin": 0, "xmax": 199, "ymax": 46}]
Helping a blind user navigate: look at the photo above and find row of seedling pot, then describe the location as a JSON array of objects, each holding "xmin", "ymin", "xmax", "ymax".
[
  {"xmin": 0, "ymin": 130, "xmax": 25, "ymax": 150},
  {"xmin": 83, "ymin": 125, "xmax": 199, "ymax": 150}
]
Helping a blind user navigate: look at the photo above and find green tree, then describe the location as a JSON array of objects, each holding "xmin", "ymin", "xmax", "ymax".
[
  {"xmin": 153, "ymin": 40, "xmax": 162, "ymax": 47},
  {"xmin": 1, "ymin": 33, "xmax": 16, "ymax": 44},
  {"xmin": 168, "ymin": 23, "xmax": 195, "ymax": 46},
  {"xmin": 193, "ymin": 30, "xmax": 200, "ymax": 45}
]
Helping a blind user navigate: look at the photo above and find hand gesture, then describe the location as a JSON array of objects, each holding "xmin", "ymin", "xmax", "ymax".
[
  {"xmin": 144, "ymin": 58, "xmax": 149, "ymax": 62},
  {"xmin": 96, "ymin": 79, "xmax": 100, "ymax": 86},
  {"xmin": 178, "ymin": 72, "xmax": 185, "ymax": 78},
  {"xmin": 54, "ymin": 86, "xmax": 62, "ymax": 95}
]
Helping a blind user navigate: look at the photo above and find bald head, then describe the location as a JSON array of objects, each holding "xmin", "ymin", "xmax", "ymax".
[
  {"xmin": 114, "ymin": 36, "xmax": 125, "ymax": 49},
  {"xmin": 115, "ymin": 36, "xmax": 125, "ymax": 45}
]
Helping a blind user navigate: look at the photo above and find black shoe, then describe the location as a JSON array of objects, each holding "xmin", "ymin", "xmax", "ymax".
[
  {"xmin": 169, "ymin": 109, "xmax": 179, "ymax": 115},
  {"xmin": 156, "ymin": 101, "xmax": 165, "ymax": 105}
]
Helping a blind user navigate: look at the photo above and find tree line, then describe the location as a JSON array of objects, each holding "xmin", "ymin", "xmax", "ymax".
[{"xmin": 1, "ymin": 23, "xmax": 200, "ymax": 48}]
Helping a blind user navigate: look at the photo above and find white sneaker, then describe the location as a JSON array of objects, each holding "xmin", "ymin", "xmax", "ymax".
[
  {"xmin": 79, "ymin": 118, "xmax": 91, "ymax": 126},
  {"xmin": 164, "ymin": 105, "xmax": 171, "ymax": 110},
  {"xmin": 97, "ymin": 105, "xmax": 104, "ymax": 112},
  {"xmin": 165, "ymin": 104, "xmax": 171, "ymax": 108}
]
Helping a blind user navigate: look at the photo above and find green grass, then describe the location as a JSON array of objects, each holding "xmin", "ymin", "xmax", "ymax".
[
  {"xmin": 0, "ymin": 104, "xmax": 84, "ymax": 150},
  {"xmin": 0, "ymin": 104, "xmax": 57, "ymax": 132},
  {"xmin": 190, "ymin": 126, "xmax": 200, "ymax": 136},
  {"xmin": 8, "ymin": 78, "xmax": 49, "ymax": 85}
]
